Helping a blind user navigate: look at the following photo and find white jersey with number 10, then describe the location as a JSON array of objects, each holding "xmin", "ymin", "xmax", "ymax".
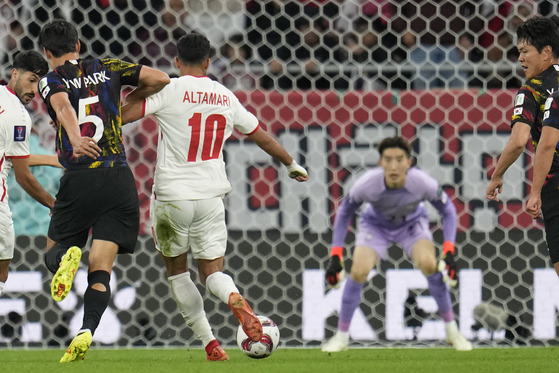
[{"xmin": 143, "ymin": 75, "xmax": 259, "ymax": 201}]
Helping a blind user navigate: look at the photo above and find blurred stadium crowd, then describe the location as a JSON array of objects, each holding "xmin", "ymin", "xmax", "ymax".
[
  {"xmin": 2, "ymin": 0, "xmax": 559, "ymax": 93},
  {"xmin": 0, "ymin": 0, "xmax": 557, "ymax": 236}
]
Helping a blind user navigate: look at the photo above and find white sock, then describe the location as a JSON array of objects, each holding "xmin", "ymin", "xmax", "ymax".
[
  {"xmin": 336, "ymin": 330, "xmax": 349, "ymax": 338},
  {"xmin": 445, "ymin": 320, "xmax": 459, "ymax": 335},
  {"xmin": 0, "ymin": 282, "xmax": 4, "ymax": 296},
  {"xmin": 205, "ymin": 271, "xmax": 239, "ymax": 304},
  {"xmin": 168, "ymin": 272, "xmax": 214, "ymax": 345}
]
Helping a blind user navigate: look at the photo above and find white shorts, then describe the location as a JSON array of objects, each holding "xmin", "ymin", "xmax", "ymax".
[
  {"xmin": 0, "ymin": 202, "xmax": 15, "ymax": 260},
  {"xmin": 150, "ymin": 197, "xmax": 227, "ymax": 260}
]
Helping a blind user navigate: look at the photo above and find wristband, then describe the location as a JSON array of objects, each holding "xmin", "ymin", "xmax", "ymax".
[
  {"xmin": 443, "ymin": 241, "xmax": 455, "ymax": 255},
  {"xmin": 286, "ymin": 161, "xmax": 299, "ymax": 172},
  {"xmin": 330, "ymin": 246, "xmax": 343, "ymax": 258},
  {"xmin": 286, "ymin": 161, "xmax": 308, "ymax": 178}
]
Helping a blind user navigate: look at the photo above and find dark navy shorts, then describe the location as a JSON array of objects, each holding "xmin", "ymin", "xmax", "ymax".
[
  {"xmin": 542, "ymin": 190, "xmax": 559, "ymax": 264},
  {"xmin": 48, "ymin": 166, "xmax": 139, "ymax": 254}
]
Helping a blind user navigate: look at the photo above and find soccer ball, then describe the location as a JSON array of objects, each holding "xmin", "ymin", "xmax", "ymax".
[{"xmin": 236, "ymin": 315, "xmax": 280, "ymax": 359}]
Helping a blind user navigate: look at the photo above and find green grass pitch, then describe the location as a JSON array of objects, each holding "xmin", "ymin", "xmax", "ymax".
[{"xmin": 1, "ymin": 347, "xmax": 558, "ymax": 373}]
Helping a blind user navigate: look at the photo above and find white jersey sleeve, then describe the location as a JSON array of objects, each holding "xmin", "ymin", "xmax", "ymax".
[
  {"xmin": 230, "ymin": 93, "xmax": 259, "ymax": 135},
  {"xmin": 0, "ymin": 86, "xmax": 31, "ymax": 202}
]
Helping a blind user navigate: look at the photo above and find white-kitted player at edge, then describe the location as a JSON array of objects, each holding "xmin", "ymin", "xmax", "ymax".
[
  {"xmin": 0, "ymin": 51, "xmax": 58, "ymax": 298},
  {"xmin": 122, "ymin": 32, "xmax": 309, "ymax": 361},
  {"xmin": 322, "ymin": 136, "xmax": 472, "ymax": 352}
]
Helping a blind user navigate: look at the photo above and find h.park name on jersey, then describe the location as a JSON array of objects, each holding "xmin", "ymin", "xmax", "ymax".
[
  {"xmin": 183, "ymin": 91, "xmax": 230, "ymax": 107},
  {"xmin": 63, "ymin": 71, "xmax": 110, "ymax": 89}
]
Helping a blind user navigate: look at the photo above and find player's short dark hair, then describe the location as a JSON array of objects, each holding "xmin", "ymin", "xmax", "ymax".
[
  {"xmin": 176, "ymin": 33, "xmax": 211, "ymax": 65},
  {"xmin": 13, "ymin": 50, "xmax": 49, "ymax": 76},
  {"xmin": 517, "ymin": 17, "xmax": 559, "ymax": 58},
  {"xmin": 378, "ymin": 136, "xmax": 412, "ymax": 158},
  {"xmin": 39, "ymin": 19, "xmax": 79, "ymax": 58}
]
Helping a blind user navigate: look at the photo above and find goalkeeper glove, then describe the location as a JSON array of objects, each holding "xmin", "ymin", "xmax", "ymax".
[
  {"xmin": 286, "ymin": 161, "xmax": 308, "ymax": 179},
  {"xmin": 325, "ymin": 247, "xmax": 345, "ymax": 288},
  {"xmin": 438, "ymin": 241, "xmax": 458, "ymax": 287}
]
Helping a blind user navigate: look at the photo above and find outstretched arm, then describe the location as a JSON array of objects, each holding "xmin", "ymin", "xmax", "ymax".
[
  {"xmin": 11, "ymin": 157, "xmax": 55, "ymax": 210},
  {"xmin": 247, "ymin": 127, "xmax": 309, "ymax": 182},
  {"xmin": 325, "ymin": 197, "xmax": 361, "ymax": 287},
  {"xmin": 125, "ymin": 66, "xmax": 169, "ymax": 105},
  {"xmin": 486, "ymin": 122, "xmax": 531, "ymax": 201},
  {"xmin": 29, "ymin": 154, "xmax": 63, "ymax": 168},
  {"xmin": 121, "ymin": 97, "xmax": 145, "ymax": 125},
  {"xmin": 121, "ymin": 66, "xmax": 169, "ymax": 125},
  {"xmin": 431, "ymin": 192, "xmax": 457, "ymax": 245},
  {"xmin": 431, "ymin": 191, "xmax": 459, "ymax": 285}
]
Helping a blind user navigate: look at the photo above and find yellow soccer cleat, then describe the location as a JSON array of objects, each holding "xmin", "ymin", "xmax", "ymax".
[
  {"xmin": 60, "ymin": 331, "xmax": 92, "ymax": 363},
  {"xmin": 51, "ymin": 246, "xmax": 82, "ymax": 302}
]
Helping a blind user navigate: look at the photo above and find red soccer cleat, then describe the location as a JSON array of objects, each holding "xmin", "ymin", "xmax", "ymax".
[
  {"xmin": 205, "ymin": 339, "xmax": 229, "ymax": 361},
  {"xmin": 228, "ymin": 293, "xmax": 263, "ymax": 342}
]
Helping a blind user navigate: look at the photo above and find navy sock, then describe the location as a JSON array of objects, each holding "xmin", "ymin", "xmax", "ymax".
[
  {"xmin": 44, "ymin": 244, "xmax": 68, "ymax": 274},
  {"xmin": 81, "ymin": 270, "xmax": 111, "ymax": 335}
]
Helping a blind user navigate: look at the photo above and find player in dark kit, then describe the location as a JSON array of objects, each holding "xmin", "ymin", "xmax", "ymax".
[
  {"xmin": 486, "ymin": 17, "xmax": 559, "ymax": 202},
  {"xmin": 38, "ymin": 19, "xmax": 170, "ymax": 362},
  {"xmin": 526, "ymin": 90, "xmax": 559, "ymax": 276}
]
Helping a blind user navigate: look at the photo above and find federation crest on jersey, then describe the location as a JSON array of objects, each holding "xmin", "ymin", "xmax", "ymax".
[
  {"xmin": 14, "ymin": 125, "xmax": 26, "ymax": 142},
  {"xmin": 38, "ymin": 77, "xmax": 50, "ymax": 98},
  {"xmin": 514, "ymin": 93, "xmax": 525, "ymax": 106}
]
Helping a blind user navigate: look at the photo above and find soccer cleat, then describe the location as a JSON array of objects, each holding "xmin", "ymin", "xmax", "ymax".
[
  {"xmin": 321, "ymin": 331, "xmax": 349, "ymax": 352},
  {"xmin": 445, "ymin": 321, "xmax": 473, "ymax": 351},
  {"xmin": 228, "ymin": 292, "xmax": 262, "ymax": 342},
  {"xmin": 60, "ymin": 331, "xmax": 92, "ymax": 363},
  {"xmin": 206, "ymin": 344, "xmax": 229, "ymax": 361},
  {"xmin": 51, "ymin": 246, "xmax": 81, "ymax": 302}
]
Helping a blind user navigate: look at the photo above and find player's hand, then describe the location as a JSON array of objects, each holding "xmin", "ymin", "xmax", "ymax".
[
  {"xmin": 525, "ymin": 193, "xmax": 542, "ymax": 219},
  {"xmin": 438, "ymin": 252, "xmax": 458, "ymax": 287},
  {"xmin": 438, "ymin": 241, "xmax": 458, "ymax": 287},
  {"xmin": 325, "ymin": 254, "xmax": 345, "ymax": 288},
  {"xmin": 486, "ymin": 177, "xmax": 503, "ymax": 202},
  {"xmin": 72, "ymin": 137, "xmax": 101, "ymax": 160},
  {"xmin": 286, "ymin": 161, "xmax": 309, "ymax": 182},
  {"xmin": 49, "ymin": 119, "xmax": 59, "ymax": 131}
]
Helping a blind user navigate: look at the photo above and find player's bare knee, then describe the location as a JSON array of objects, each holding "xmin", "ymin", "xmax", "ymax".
[
  {"xmin": 91, "ymin": 282, "xmax": 107, "ymax": 292},
  {"xmin": 418, "ymin": 258, "xmax": 437, "ymax": 276},
  {"xmin": 349, "ymin": 269, "xmax": 369, "ymax": 283}
]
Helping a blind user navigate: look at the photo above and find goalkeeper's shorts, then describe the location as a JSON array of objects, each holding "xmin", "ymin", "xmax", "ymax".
[{"xmin": 356, "ymin": 216, "xmax": 432, "ymax": 260}]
